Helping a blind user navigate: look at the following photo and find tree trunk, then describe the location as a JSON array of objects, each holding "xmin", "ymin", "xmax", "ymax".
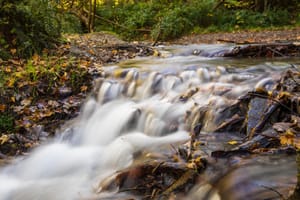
[
  {"xmin": 88, "ymin": 0, "xmax": 92, "ymax": 32},
  {"xmin": 91, "ymin": 0, "xmax": 96, "ymax": 32}
]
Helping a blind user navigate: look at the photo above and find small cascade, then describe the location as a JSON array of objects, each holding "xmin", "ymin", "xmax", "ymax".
[{"xmin": 0, "ymin": 44, "xmax": 297, "ymax": 200}]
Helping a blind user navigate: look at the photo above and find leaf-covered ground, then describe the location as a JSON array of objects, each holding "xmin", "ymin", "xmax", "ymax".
[
  {"xmin": 0, "ymin": 32, "xmax": 154, "ymax": 157},
  {"xmin": 172, "ymin": 28, "xmax": 300, "ymax": 44}
]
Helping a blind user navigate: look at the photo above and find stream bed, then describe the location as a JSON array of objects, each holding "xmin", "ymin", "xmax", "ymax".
[{"xmin": 0, "ymin": 44, "xmax": 299, "ymax": 200}]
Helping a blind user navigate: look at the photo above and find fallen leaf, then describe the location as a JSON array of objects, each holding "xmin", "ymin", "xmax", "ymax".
[
  {"xmin": 32, "ymin": 54, "xmax": 40, "ymax": 62},
  {"xmin": 10, "ymin": 96, "xmax": 16, "ymax": 103},
  {"xmin": 228, "ymin": 140, "xmax": 238, "ymax": 145},
  {"xmin": 21, "ymin": 99, "xmax": 32, "ymax": 106},
  {"xmin": 4, "ymin": 67, "xmax": 11, "ymax": 73},
  {"xmin": 111, "ymin": 49, "xmax": 118, "ymax": 54},
  {"xmin": 0, "ymin": 135, "xmax": 9, "ymax": 145},
  {"xmin": 80, "ymin": 85, "xmax": 88, "ymax": 92},
  {"xmin": 0, "ymin": 104, "xmax": 6, "ymax": 112},
  {"xmin": 7, "ymin": 78, "xmax": 15, "ymax": 87}
]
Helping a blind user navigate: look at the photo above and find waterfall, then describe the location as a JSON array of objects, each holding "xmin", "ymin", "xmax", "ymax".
[{"xmin": 0, "ymin": 44, "xmax": 295, "ymax": 200}]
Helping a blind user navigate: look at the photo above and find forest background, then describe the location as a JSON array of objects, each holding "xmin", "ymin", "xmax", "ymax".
[{"xmin": 1, "ymin": 0, "xmax": 300, "ymax": 59}]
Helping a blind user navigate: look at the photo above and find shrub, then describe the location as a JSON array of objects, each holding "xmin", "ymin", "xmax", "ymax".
[{"xmin": 0, "ymin": 0, "xmax": 61, "ymax": 59}]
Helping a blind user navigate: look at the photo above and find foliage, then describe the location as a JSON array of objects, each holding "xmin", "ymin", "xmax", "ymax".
[
  {"xmin": 221, "ymin": 0, "xmax": 299, "ymax": 12},
  {"xmin": 0, "ymin": 0, "xmax": 61, "ymax": 59},
  {"xmin": 94, "ymin": 0, "xmax": 298, "ymax": 41}
]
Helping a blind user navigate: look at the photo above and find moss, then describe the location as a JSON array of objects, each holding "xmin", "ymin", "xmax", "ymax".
[{"xmin": 0, "ymin": 112, "xmax": 15, "ymax": 133}]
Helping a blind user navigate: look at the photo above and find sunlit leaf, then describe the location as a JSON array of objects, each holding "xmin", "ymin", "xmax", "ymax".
[
  {"xmin": 0, "ymin": 135, "xmax": 9, "ymax": 145},
  {"xmin": 10, "ymin": 49, "xmax": 16, "ymax": 55},
  {"xmin": 7, "ymin": 78, "xmax": 15, "ymax": 87},
  {"xmin": 4, "ymin": 67, "xmax": 11, "ymax": 73},
  {"xmin": 10, "ymin": 96, "xmax": 16, "ymax": 103},
  {"xmin": 228, "ymin": 140, "xmax": 238, "ymax": 145}
]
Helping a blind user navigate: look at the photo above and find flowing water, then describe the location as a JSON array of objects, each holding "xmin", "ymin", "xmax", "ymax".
[{"xmin": 0, "ymin": 44, "xmax": 299, "ymax": 200}]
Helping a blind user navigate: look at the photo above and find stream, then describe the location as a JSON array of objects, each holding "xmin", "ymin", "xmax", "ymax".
[{"xmin": 0, "ymin": 44, "xmax": 299, "ymax": 200}]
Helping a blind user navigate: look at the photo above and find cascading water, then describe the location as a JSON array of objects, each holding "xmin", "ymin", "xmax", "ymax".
[{"xmin": 0, "ymin": 44, "xmax": 298, "ymax": 200}]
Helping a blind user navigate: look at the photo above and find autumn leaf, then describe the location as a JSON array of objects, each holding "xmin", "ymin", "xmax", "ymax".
[
  {"xmin": 32, "ymin": 54, "xmax": 40, "ymax": 62},
  {"xmin": 61, "ymin": 72, "xmax": 69, "ymax": 81},
  {"xmin": 0, "ymin": 104, "xmax": 6, "ymax": 112},
  {"xmin": 111, "ymin": 49, "xmax": 118, "ymax": 55},
  {"xmin": 10, "ymin": 49, "xmax": 17, "ymax": 55},
  {"xmin": 80, "ymin": 85, "xmax": 88, "ymax": 92},
  {"xmin": 0, "ymin": 135, "xmax": 9, "ymax": 145},
  {"xmin": 4, "ymin": 67, "xmax": 11, "ymax": 73},
  {"xmin": 10, "ymin": 96, "xmax": 16, "ymax": 103},
  {"xmin": 89, "ymin": 49, "xmax": 95, "ymax": 55},
  {"xmin": 7, "ymin": 78, "xmax": 15, "ymax": 87},
  {"xmin": 228, "ymin": 140, "xmax": 238, "ymax": 145},
  {"xmin": 21, "ymin": 98, "xmax": 32, "ymax": 107},
  {"xmin": 280, "ymin": 129, "xmax": 300, "ymax": 149}
]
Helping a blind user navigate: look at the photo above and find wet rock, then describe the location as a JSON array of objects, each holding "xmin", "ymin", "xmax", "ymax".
[{"xmin": 58, "ymin": 86, "xmax": 72, "ymax": 98}]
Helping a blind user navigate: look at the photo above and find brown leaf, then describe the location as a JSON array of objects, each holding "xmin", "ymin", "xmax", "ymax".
[
  {"xmin": 10, "ymin": 49, "xmax": 17, "ymax": 55},
  {"xmin": 32, "ymin": 54, "xmax": 40, "ymax": 62},
  {"xmin": 80, "ymin": 85, "xmax": 88, "ymax": 92},
  {"xmin": 21, "ymin": 99, "xmax": 32, "ymax": 107},
  {"xmin": 0, "ymin": 104, "xmax": 6, "ymax": 112}
]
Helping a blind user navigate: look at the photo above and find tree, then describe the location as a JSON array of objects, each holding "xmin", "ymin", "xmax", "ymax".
[
  {"xmin": 54, "ymin": 0, "xmax": 97, "ymax": 32},
  {"xmin": 0, "ymin": 0, "xmax": 61, "ymax": 59}
]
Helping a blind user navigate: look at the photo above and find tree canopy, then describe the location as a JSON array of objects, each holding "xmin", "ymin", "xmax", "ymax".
[{"xmin": 0, "ymin": 0, "xmax": 299, "ymax": 59}]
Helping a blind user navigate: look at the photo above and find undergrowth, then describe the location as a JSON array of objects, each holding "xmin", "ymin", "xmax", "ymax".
[{"xmin": 95, "ymin": 0, "xmax": 298, "ymax": 41}]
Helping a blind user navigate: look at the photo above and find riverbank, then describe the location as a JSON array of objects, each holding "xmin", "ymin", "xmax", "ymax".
[
  {"xmin": 0, "ymin": 32, "xmax": 154, "ymax": 157},
  {"xmin": 171, "ymin": 27, "xmax": 300, "ymax": 44}
]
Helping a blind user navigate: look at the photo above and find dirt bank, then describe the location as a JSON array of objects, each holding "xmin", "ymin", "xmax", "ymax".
[{"xmin": 172, "ymin": 28, "xmax": 300, "ymax": 44}]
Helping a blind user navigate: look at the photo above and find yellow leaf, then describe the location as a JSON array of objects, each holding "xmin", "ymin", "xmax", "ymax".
[
  {"xmin": 62, "ymin": 62, "xmax": 69, "ymax": 67},
  {"xmin": 228, "ymin": 140, "xmax": 238, "ymax": 145},
  {"xmin": 186, "ymin": 162, "xmax": 197, "ymax": 170},
  {"xmin": 7, "ymin": 78, "xmax": 15, "ymax": 87},
  {"xmin": 10, "ymin": 96, "xmax": 16, "ymax": 103},
  {"xmin": 25, "ymin": 143, "xmax": 33, "ymax": 148},
  {"xmin": 0, "ymin": 135, "xmax": 9, "ymax": 145},
  {"xmin": 153, "ymin": 50, "xmax": 160, "ymax": 57},
  {"xmin": 113, "ymin": 69, "xmax": 124, "ymax": 78},
  {"xmin": 32, "ymin": 54, "xmax": 39, "ymax": 62},
  {"xmin": 111, "ymin": 49, "xmax": 118, "ymax": 54},
  {"xmin": 61, "ymin": 72, "xmax": 69, "ymax": 81},
  {"xmin": 15, "ymin": 71, "xmax": 23, "ymax": 78},
  {"xmin": 4, "ymin": 67, "xmax": 11, "ymax": 73},
  {"xmin": 280, "ymin": 134, "xmax": 294, "ymax": 146},
  {"xmin": 10, "ymin": 49, "xmax": 17, "ymax": 55}
]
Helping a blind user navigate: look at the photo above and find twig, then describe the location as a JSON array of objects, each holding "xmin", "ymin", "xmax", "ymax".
[
  {"xmin": 260, "ymin": 185, "xmax": 286, "ymax": 200},
  {"xmin": 266, "ymin": 47, "xmax": 286, "ymax": 57}
]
